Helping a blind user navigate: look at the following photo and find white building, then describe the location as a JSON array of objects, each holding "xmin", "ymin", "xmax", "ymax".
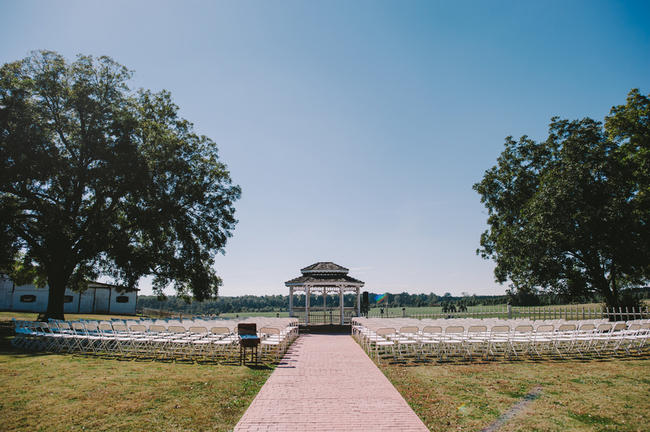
[{"xmin": 0, "ymin": 275, "xmax": 138, "ymax": 315}]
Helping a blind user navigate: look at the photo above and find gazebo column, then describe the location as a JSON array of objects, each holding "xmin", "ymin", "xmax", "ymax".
[
  {"xmin": 356, "ymin": 287, "xmax": 361, "ymax": 317},
  {"xmin": 339, "ymin": 285, "xmax": 344, "ymax": 325},
  {"xmin": 289, "ymin": 287, "xmax": 294, "ymax": 317},
  {"xmin": 305, "ymin": 285, "xmax": 310, "ymax": 325}
]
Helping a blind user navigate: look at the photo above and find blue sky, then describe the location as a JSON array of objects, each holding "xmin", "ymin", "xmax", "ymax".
[{"xmin": 1, "ymin": 1, "xmax": 649, "ymax": 296}]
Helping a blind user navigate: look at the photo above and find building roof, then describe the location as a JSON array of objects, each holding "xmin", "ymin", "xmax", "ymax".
[
  {"xmin": 286, "ymin": 262, "xmax": 364, "ymax": 286},
  {"xmin": 88, "ymin": 281, "xmax": 139, "ymax": 292}
]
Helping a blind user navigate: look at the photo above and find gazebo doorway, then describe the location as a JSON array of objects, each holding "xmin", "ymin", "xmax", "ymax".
[{"xmin": 285, "ymin": 262, "xmax": 364, "ymax": 325}]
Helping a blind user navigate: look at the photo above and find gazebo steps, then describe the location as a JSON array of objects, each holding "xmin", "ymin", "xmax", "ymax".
[{"xmin": 300, "ymin": 324, "xmax": 351, "ymax": 334}]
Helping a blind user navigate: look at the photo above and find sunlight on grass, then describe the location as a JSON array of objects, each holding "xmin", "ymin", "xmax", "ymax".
[
  {"xmin": 380, "ymin": 359, "xmax": 650, "ymax": 432},
  {"xmin": 0, "ymin": 314, "xmax": 271, "ymax": 432},
  {"xmin": 0, "ymin": 351, "xmax": 271, "ymax": 432}
]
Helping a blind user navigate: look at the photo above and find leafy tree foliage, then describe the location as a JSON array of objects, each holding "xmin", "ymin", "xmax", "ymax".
[
  {"xmin": 474, "ymin": 89, "xmax": 649, "ymax": 308},
  {"xmin": 0, "ymin": 51, "xmax": 240, "ymax": 319}
]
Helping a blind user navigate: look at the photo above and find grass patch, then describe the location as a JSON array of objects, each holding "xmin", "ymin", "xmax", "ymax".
[
  {"xmin": 379, "ymin": 359, "xmax": 650, "ymax": 432},
  {"xmin": 0, "ymin": 316, "xmax": 272, "ymax": 432},
  {"xmin": 568, "ymin": 411, "xmax": 619, "ymax": 427},
  {"xmin": 0, "ymin": 350, "xmax": 271, "ymax": 432}
]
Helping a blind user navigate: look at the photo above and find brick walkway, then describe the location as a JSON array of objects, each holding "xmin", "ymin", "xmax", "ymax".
[{"xmin": 234, "ymin": 334, "xmax": 429, "ymax": 432}]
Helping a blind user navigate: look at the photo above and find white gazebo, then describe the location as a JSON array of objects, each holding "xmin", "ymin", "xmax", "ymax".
[{"xmin": 285, "ymin": 262, "xmax": 364, "ymax": 325}]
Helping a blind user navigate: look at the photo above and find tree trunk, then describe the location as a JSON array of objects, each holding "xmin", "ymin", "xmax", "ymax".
[
  {"xmin": 41, "ymin": 272, "xmax": 69, "ymax": 321},
  {"xmin": 589, "ymin": 259, "xmax": 618, "ymax": 310},
  {"xmin": 601, "ymin": 285, "xmax": 618, "ymax": 310}
]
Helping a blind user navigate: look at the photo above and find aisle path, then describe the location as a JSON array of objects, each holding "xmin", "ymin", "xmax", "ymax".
[{"xmin": 234, "ymin": 334, "xmax": 429, "ymax": 432}]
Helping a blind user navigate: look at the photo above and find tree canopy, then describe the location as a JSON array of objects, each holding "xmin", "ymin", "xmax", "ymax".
[
  {"xmin": 474, "ymin": 89, "xmax": 649, "ymax": 308},
  {"xmin": 0, "ymin": 51, "xmax": 241, "ymax": 319}
]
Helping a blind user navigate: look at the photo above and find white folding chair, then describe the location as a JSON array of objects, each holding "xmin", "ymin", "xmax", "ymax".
[
  {"xmin": 441, "ymin": 326, "xmax": 465, "ymax": 360},
  {"xmin": 466, "ymin": 325, "xmax": 488, "ymax": 360},
  {"xmin": 372, "ymin": 328, "xmax": 396, "ymax": 362},
  {"xmin": 420, "ymin": 326, "xmax": 443, "ymax": 360},
  {"xmin": 487, "ymin": 325, "xmax": 511, "ymax": 360}
]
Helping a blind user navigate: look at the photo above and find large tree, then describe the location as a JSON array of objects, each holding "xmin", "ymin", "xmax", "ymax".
[
  {"xmin": 474, "ymin": 89, "xmax": 649, "ymax": 308},
  {"xmin": 0, "ymin": 51, "xmax": 241, "ymax": 319}
]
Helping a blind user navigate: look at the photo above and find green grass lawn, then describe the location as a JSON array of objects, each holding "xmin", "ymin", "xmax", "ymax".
[
  {"xmin": 380, "ymin": 359, "xmax": 650, "ymax": 432},
  {"xmin": 0, "ymin": 315, "xmax": 272, "ymax": 432},
  {"xmin": 0, "ymin": 352, "xmax": 271, "ymax": 432}
]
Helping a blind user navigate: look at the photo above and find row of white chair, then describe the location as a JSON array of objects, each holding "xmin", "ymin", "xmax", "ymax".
[
  {"xmin": 352, "ymin": 318, "xmax": 650, "ymax": 362},
  {"xmin": 77, "ymin": 317, "xmax": 299, "ymax": 332},
  {"xmin": 12, "ymin": 318, "xmax": 298, "ymax": 363},
  {"xmin": 352, "ymin": 317, "xmax": 619, "ymax": 329}
]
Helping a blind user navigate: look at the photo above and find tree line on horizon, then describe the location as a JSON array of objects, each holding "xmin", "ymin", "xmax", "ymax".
[{"xmin": 136, "ymin": 287, "xmax": 650, "ymax": 315}]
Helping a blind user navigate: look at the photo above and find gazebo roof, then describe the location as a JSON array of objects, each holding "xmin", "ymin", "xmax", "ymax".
[
  {"xmin": 285, "ymin": 274, "xmax": 364, "ymax": 286},
  {"xmin": 300, "ymin": 262, "xmax": 349, "ymax": 274},
  {"xmin": 285, "ymin": 262, "xmax": 364, "ymax": 286}
]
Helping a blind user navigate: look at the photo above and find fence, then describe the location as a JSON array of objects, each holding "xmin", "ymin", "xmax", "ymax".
[
  {"xmin": 367, "ymin": 305, "xmax": 650, "ymax": 321},
  {"xmin": 140, "ymin": 305, "xmax": 650, "ymax": 323},
  {"xmin": 291, "ymin": 308, "xmax": 357, "ymax": 325},
  {"xmin": 139, "ymin": 307, "xmax": 180, "ymax": 319}
]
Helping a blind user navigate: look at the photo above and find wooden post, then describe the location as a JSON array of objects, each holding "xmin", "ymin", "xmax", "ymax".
[
  {"xmin": 356, "ymin": 287, "xmax": 361, "ymax": 317},
  {"xmin": 322, "ymin": 290, "xmax": 326, "ymax": 322},
  {"xmin": 339, "ymin": 285, "xmax": 344, "ymax": 325},
  {"xmin": 289, "ymin": 287, "xmax": 294, "ymax": 318},
  {"xmin": 305, "ymin": 285, "xmax": 310, "ymax": 325}
]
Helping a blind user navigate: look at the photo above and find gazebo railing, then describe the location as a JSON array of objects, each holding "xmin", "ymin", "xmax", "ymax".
[{"xmin": 291, "ymin": 307, "xmax": 358, "ymax": 325}]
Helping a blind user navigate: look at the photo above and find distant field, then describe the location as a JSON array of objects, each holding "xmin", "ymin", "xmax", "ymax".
[
  {"xmin": 220, "ymin": 302, "xmax": 644, "ymax": 319},
  {"xmin": 367, "ymin": 301, "xmax": 649, "ymax": 319},
  {"xmin": 215, "ymin": 301, "xmax": 649, "ymax": 320},
  {"xmin": 369, "ymin": 305, "xmax": 508, "ymax": 315},
  {"xmin": 380, "ymin": 358, "xmax": 650, "ymax": 432},
  {"xmin": 369, "ymin": 303, "xmax": 604, "ymax": 314}
]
